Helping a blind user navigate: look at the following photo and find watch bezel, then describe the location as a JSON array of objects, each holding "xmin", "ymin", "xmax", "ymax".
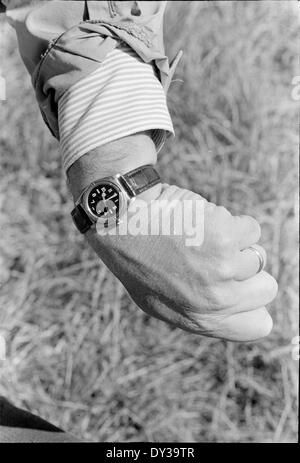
[{"xmin": 80, "ymin": 176, "xmax": 130, "ymax": 228}]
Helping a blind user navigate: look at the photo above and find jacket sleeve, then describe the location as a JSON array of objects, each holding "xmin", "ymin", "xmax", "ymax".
[{"xmin": 3, "ymin": 1, "xmax": 182, "ymax": 140}]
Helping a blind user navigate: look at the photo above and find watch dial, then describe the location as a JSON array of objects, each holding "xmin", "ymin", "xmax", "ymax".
[{"xmin": 87, "ymin": 184, "xmax": 120, "ymax": 219}]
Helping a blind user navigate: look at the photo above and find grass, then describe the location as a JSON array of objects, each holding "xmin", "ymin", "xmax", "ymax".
[{"xmin": 0, "ymin": 0, "xmax": 298, "ymax": 442}]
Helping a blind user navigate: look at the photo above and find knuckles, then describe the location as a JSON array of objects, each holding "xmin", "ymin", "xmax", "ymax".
[
  {"xmin": 262, "ymin": 273, "xmax": 279, "ymax": 302},
  {"xmin": 207, "ymin": 283, "xmax": 238, "ymax": 311},
  {"xmin": 247, "ymin": 216, "xmax": 262, "ymax": 241},
  {"xmin": 259, "ymin": 311, "xmax": 274, "ymax": 338},
  {"xmin": 238, "ymin": 214, "xmax": 262, "ymax": 244},
  {"xmin": 214, "ymin": 233, "xmax": 235, "ymax": 253},
  {"xmin": 205, "ymin": 207, "xmax": 235, "ymax": 250},
  {"xmin": 214, "ymin": 260, "xmax": 236, "ymax": 281},
  {"xmin": 250, "ymin": 309, "xmax": 274, "ymax": 339}
]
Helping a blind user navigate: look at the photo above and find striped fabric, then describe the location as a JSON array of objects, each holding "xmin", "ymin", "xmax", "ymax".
[{"xmin": 58, "ymin": 43, "xmax": 174, "ymax": 172}]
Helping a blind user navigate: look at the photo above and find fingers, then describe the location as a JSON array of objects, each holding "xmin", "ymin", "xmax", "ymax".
[
  {"xmin": 159, "ymin": 189, "xmax": 262, "ymax": 253},
  {"xmin": 227, "ymin": 270, "xmax": 278, "ymax": 314},
  {"xmin": 234, "ymin": 214, "xmax": 261, "ymax": 249},
  {"xmin": 234, "ymin": 244, "xmax": 267, "ymax": 281},
  {"xmin": 215, "ymin": 307, "xmax": 273, "ymax": 342}
]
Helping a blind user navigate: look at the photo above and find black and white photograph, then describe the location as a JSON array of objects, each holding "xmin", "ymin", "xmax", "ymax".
[{"xmin": 0, "ymin": 0, "xmax": 298, "ymax": 446}]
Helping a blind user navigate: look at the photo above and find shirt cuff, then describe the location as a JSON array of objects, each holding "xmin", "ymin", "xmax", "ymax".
[{"xmin": 58, "ymin": 42, "xmax": 174, "ymax": 173}]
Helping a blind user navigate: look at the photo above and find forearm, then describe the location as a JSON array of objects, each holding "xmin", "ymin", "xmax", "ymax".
[
  {"xmin": 67, "ymin": 132, "xmax": 164, "ymax": 301},
  {"xmin": 67, "ymin": 131, "xmax": 162, "ymax": 217}
]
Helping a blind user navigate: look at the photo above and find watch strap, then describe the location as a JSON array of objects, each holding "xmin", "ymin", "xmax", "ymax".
[
  {"xmin": 121, "ymin": 165, "xmax": 161, "ymax": 196},
  {"xmin": 71, "ymin": 204, "xmax": 93, "ymax": 234}
]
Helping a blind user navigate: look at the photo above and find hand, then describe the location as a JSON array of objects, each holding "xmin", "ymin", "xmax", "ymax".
[{"xmin": 86, "ymin": 184, "xmax": 278, "ymax": 342}]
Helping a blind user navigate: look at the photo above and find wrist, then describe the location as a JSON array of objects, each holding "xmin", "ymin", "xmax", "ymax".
[{"xmin": 67, "ymin": 131, "xmax": 161, "ymax": 203}]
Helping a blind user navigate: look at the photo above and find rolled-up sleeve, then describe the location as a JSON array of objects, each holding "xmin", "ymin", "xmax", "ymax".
[
  {"xmin": 58, "ymin": 42, "xmax": 174, "ymax": 172},
  {"xmin": 4, "ymin": 1, "xmax": 181, "ymax": 171}
]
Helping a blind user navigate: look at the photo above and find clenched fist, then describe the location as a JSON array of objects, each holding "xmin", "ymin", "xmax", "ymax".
[{"xmin": 87, "ymin": 184, "xmax": 278, "ymax": 342}]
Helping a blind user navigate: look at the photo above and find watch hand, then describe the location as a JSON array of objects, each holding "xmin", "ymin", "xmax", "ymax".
[{"xmin": 106, "ymin": 193, "xmax": 118, "ymax": 201}]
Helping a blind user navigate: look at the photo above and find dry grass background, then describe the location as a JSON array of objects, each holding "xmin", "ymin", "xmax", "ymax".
[{"xmin": 0, "ymin": 0, "xmax": 298, "ymax": 443}]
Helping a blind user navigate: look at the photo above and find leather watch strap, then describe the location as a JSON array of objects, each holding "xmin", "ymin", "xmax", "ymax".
[
  {"xmin": 71, "ymin": 204, "xmax": 93, "ymax": 234},
  {"xmin": 121, "ymin": 165, "xmax": 161, "ymax": 196}
]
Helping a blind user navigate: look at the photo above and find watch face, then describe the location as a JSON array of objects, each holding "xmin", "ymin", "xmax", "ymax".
[{"xmin": 87, "ymin": 183, "xmax": 121, "ymax": 220}]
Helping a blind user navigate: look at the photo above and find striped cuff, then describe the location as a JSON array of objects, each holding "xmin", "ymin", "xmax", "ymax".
[{"xmin": 58, "ymin": 43, "xmax": 174, "ymax": 173}]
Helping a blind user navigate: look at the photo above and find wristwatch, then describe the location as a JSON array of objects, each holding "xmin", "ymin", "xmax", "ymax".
[{"xmin": 71, "ymin": 164, "xmax": 161, "ymax": 233}]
